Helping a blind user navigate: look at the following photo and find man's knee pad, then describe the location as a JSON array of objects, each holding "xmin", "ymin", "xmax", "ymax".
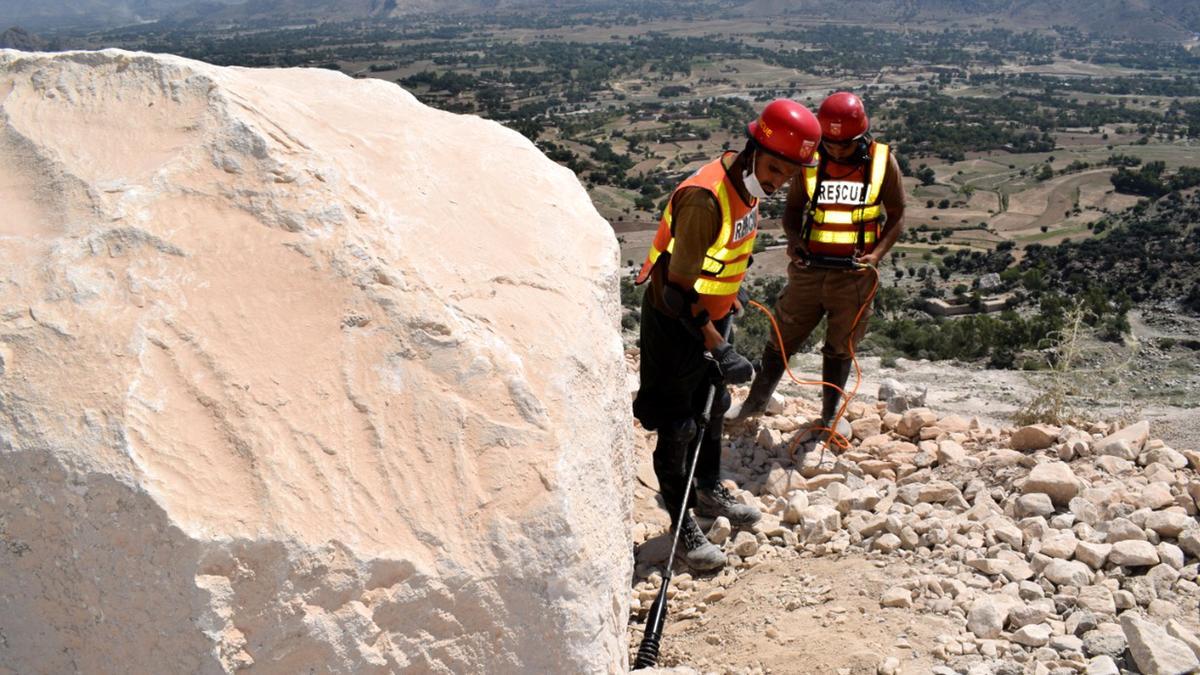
[
  {"xmin": 711, "ymin": 388, "xmax": 732, "ymax": 418},
  {"xmin": 658, "ymin": 417, "xmax": 698, "ymax": 443},
  {"xmin": 820, "ymin": 343, "xmax": 853, "ymax": 361}
]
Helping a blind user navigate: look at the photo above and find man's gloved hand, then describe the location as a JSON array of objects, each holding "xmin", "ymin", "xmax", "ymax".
[
  {"xmin": 711, "ymin": 342, "xmax": 754, "ymax": 384},
  {"xmin": 791, "ymin": 244, "xmax": 810, "ymax": 268}
]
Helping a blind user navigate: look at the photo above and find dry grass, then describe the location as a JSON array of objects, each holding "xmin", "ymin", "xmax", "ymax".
[{"xmin": 1014, "ymin": 305, "xmax": 1142, "ymax": 427}]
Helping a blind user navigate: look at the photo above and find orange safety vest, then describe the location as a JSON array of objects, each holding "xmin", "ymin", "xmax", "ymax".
[
  {"xmin": 801, "ymin": 141, "xmax": 890, "ymax": 257},
  {"xmin": 635, "ymin": 153, "xmax": 758, "ymax": 321}
]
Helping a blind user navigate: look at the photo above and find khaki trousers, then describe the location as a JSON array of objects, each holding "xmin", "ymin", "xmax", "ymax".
[{"xmin": 765, "ymin": 263, "xmax": 876, "ymax": 361}]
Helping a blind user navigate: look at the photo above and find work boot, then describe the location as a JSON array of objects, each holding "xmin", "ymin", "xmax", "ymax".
[
  {"xmin": 677, "ymin": 513, "xmax": 726, "ymax": 571},
  {"xmin": 695, "ymin": 482, "xmax": 762, "ymax": 527},
  {"xmin": 725, "ymin": 348, "xmax": 787, "ymax": 422}
]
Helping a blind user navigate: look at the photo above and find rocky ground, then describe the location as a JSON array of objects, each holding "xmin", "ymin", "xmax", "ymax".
[{"xmin": 625, "ymin": 352, "xmax": 1200, "ymax": 675}]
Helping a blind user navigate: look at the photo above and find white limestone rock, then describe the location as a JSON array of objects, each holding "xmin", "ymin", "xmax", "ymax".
[
  {"xmin": 1121, "ymin": 613, "xmax": 1200, "ymax": 675},
  {"xmin": 1109, "ymin": 540, "xmax": 1160, "ymax": 567},
  {"xmin": 1043, "ymin": 559, "xmax": 1095, "ymax": 587},
  {"xmin": 1157, "ymin": 542, "xmax": 1185, "ymax": 570},
  {"xmin": 1012, "ymin": 623, "xmax": 1052, "ymax": 647},
  {"xmin": 1082, "ymin": 623, "xmax": 1127, "ymax": 659},
  {"xmin": 1166, "ymin": 620, "xmax": 1200, "ymax": 660},
  {"xmin": 1016, "ymin": 493, "xmax": 1056, "ymax": 519},
  {"xmin": 1095, "ymin": 421, "xmax": 1149, "ymax": 459},
  {"xmin": 1178, "ymin": 529, "xmax": 1200, "ymax": 558},
  {"xmin": 881, "ymin": 587, "xmax": 913, "ymax": 608},
  {"xmin": 1011, "ymin": 424, "xmax": 1059, "ymax": 451},
  {"xmin": 851, "ymin": 415, "xmax": 883, "ymax": 440},
  {"xmin": 877, "ymin": 378, "xmax": 927, "ymax": 413},
  {"xmin": 709, "ymin": 517, "xmax": 733, "ymax": 546},
  {"xmin": 1139, "ymin": 482, "xmax": 1177, "ymax": 510},
  {"xmin": 1040, "ymin": 530, "xmax": 1079, "ymax": 559},
  {"xmin": 0, "ymin": 50, "xmax": 632, "ymax": 674},
  {"xmin": 967, "ymin": 596, "xmax": 1006, "ymax": 639},
  {"xmin": 732, "ymin": 531, "xmax": 759, "ymax": 558},
  {"xmin": 896, "ymin": 407, "xmax": 937, "ymax": 438},
  {"xmin": 1145, "ymin": 510, "xmax": 1192, "ymax": 538},
  {"xmin": 1023, "ymin": 461, "xmax": 1080, "ymax": 506},
  {"xmin": 1075, "ymin": 585, "xmax": 1116, "ymax": 615},
  {"xmin": 986, "ymin": 516, "xmax": 1025, "ymax": 549},
  {"xmin": 1085, "ymin": 655, "xmax": 1120, "ymax": 675},
  {"xmin": 1075, "ymin": 542, "xmax": 1112, "ymax": 570}
]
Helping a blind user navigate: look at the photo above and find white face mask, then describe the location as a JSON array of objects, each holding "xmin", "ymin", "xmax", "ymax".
[{"xmin": 742, "ymin": 151, "xmax": 771, "ymax": 200}]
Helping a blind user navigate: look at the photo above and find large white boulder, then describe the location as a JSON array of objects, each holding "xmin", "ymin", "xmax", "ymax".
[{"xmin": 0, "ymin": 50, "xmax": 632, "ymax": 673}]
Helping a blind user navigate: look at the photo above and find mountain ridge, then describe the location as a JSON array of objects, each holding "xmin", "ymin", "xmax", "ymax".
[{"xmin": 3, "ymin": 0, "xmax": 1197, "ymax": 40}]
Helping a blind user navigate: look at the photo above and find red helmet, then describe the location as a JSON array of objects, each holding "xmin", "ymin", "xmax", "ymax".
[
  {"xmin": 818, "ymin": 91, "xmax": 870, "ymax": 141},
  {"xmin": 746, "ymin": 99, "xmax": 821, "ymax": 166}
]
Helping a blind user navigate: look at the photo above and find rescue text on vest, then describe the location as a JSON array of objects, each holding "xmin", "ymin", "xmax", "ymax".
[{"xmin": 816, "ymin": 181, "xmax": 866, "ymax": 205}]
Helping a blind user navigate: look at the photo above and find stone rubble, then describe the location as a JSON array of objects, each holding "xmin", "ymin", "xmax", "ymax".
[{"xmin": 628, "ymin": 377, "xmax": 1200, "ymax": 673}]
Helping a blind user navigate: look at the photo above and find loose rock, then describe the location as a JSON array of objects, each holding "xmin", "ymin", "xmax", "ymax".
[
  {"xmin": 1023, "ymin": 462, "xmax": 1080, "ymax": 506},
  {"xmin": 1121, "ymin": 613, "xmax": 1200, "ymax": 675},
  {"xmin": 1012, "ymin": 424, "xmax": 1059, "ymax": 451},
  {"xmin": 1109, "ymin": 540, "xmax": 1160, "ymax": 567}
]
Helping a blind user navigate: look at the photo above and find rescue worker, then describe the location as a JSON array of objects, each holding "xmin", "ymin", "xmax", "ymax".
[
  {"xmin": 633, "ymin": 99, "xmax": 822, "ymax": 570},
  {"xmin": 729, "ymin": 92, "xmax": 906, "ymax": 442}
]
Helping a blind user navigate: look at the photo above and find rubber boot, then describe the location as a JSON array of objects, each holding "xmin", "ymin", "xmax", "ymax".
[
  {"xmin": 725, "ymin": 348, "xmax": 786, "ymax": 422},
  {"xmin": 794, "ymin": 356, "xmax": 854, "ymax": 446},
  {"xmin": 821, "ymin": 356, "xmax": 853, "ymax": 423},
  {"xmin": 819, "ymin": 356, "xmax": 854, "ymax": 441}
]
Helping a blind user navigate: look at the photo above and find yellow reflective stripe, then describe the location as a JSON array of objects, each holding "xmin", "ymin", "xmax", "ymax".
[
  {"xmin": 651, "ymin": 162, "xmax": 756, "ymax": 298},
  {"xmin": 707, "ymin": 245, "xmax": 752, "ymax": 265},
  {"xmin": 721, "ymin": 259, "xmax": 748, "ymax": 276},
  {"xmin": 801, "ymin": 145, "xmax": 887, "ymax": 205},
  {"xmin": 802, "ymin": 162, "xmax": 818, "ymax": 199},
  {"xmin": 865, "ymin": 142, "xmax": 889, "ymax": 205},
  {"xmin": 811, "ymin": 205, "xmax": 884, "ymax": 224},
  {"xmin": 642, "ymin": 247, "xmax": 747, "ymax": 280},
  {"xmin": 718, "ymin": 236, "xmax": 756, "ymax": 260},
  {"xmin": 700, "ymin": 256, "xmax": 749, "ymax": 277},
  {"xmin": 713, "ymin": 180, "xmax": 733, "ymax": 247},
  {"xmin": 694, "ymin": 277, "xmax": 741, "ymax": 295},
  {"xmin": 809, "ymin": 228, "xmax": 877, "ymax": 244}
]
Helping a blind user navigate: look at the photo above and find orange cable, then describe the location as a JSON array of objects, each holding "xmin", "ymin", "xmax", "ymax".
[{"xmin": 745, "ymin": 265, "xmax": 881, "ymax": 460}]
